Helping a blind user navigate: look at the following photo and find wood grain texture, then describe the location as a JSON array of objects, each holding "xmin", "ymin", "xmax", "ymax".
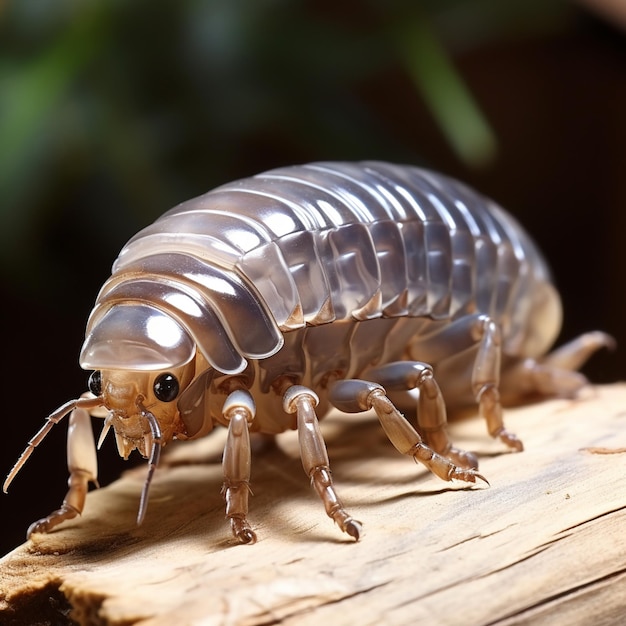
[{"xmin": 1, "ymin": 384, "xmax": 625, "ymax": 625}]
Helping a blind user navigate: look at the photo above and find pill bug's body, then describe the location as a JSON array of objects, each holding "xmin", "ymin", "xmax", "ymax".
[
  {"xmin": 5, "ymin": 162, "xmax": 611, "ymax": 543},
  {"xmin": 85, "ymin": 163, "xmax": 559, "ymax": 417}
]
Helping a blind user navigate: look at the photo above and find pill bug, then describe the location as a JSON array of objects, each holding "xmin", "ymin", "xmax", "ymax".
[{"xmin": 4, "ymin": 161, "xmax": 611, "ymax": 543}]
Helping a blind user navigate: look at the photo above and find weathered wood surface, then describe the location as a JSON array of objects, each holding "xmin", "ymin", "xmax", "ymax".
[{"xmin": 1, "ymin": 384, "xmax": 625, "ymax": 625}]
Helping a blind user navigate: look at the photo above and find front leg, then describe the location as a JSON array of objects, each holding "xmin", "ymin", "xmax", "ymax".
[
  {"xmin": 221, "ymin": 390, "xmax": 256, "ymax": 544},
  {"xmin": 283, "ymin": 386, "xmax": 362, "ymax": 541},
  {"xmin": 28, "ymin": 405, "xmax": 98, "ymax": 536}
]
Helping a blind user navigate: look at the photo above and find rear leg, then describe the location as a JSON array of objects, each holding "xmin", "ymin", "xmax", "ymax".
[
  {"xmin": 501, "ymin": 331, "xmax": 615, "ymax": 400},
  {"xmin": 365, "ymin": 361, "xmax": 477, "ymax": 469},
  {"xmin": 471, "ymin": 316, "xmax": 524, "ymax": 451},
  {"xmin": 409, "ymin": 313, "xmax": 523, "ymax": 451},
  {"xmin": 329, "ymin": 379, "xmax": 487, "ymax": 485}
]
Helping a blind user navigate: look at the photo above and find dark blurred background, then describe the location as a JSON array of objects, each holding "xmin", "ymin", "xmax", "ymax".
[{"xmin": 1, "ymin": 0, "xmax": 625, "ymax": 556}]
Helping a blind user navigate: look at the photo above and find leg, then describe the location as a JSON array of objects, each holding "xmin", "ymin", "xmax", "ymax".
[
  {"xmin": 501, "ymin": 331, "xmax": 615, "ymax": 400},
  {"xmin": 221, "ymin": 390, "xmax": 256, "ymax": 544},
  {"xmin": 409, "ymin": 313, "xmax": 522, "ymax": 451},
  {"xmin": 27, "ymin": 404, "xmax": 98, "ymax": 536},
  {"xmin": 471, "ymin": 316, "xmax": 523, "ymax": 451},
  {"xmin": 329, "ymin": 379, "xmax": 487, "ymax": 485},
  {"xmin": 365, "ymin": 361, "xmax": 477, "ymax": 469},
  {"xmin": 283, "ymin": 386, "xmax": 362, "ymax": 541}
]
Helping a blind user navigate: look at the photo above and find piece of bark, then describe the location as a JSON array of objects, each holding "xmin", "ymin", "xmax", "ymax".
[{"xmin": 1, "ymin": 384, "xmax": 625, "ymax": 625}]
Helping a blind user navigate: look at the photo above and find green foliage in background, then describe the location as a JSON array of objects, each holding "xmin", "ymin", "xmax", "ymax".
[{"xmin": 0, "ymin": 0, "xmax": 574, "ymax": 294}]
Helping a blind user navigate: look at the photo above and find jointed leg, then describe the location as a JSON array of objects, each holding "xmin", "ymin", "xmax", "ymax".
[
  {"xmin": 28, "ymin": 405, "xmax": 98, "ymax": 536},
  {"xmin": 329, "ymin": 380, "xmax": 487, "ymax": 485},
  {"xmin": 408, "ymin": 313, "xmax": 522, "ymax": 451},
  {"xmin": 221, "ymin": 390, "xmax": 256, "ymax": 543},
  {"xmin": 283, "ymin": 386, "xmax": 362, "ymax": 541},
  {"xmin": 366, "ymin": 361, "xmax": 477, "ymax": 469},
  {"xmin": 471, "ymin": 316, "xmax": 523, "ymax": 451},
  {"xmin": 501, "ymin": 331, "xmax": 615, "ymax": 399}
]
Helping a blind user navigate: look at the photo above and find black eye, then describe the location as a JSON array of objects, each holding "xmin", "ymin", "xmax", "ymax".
[
  {"xmin": 88, "ymin": 371, "xmax": 102, "ymax": 396},
  {"xmin": 154, "ymin": 373, "xmax": 179, "ymax": 402}
]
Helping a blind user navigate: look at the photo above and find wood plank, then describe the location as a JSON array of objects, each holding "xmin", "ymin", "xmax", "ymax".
[{"xmin": 1, "ymin": 384, "xmax": 625, "ymax": 625}]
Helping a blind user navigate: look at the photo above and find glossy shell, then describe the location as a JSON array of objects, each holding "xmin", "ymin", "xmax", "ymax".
[{"xmin": 80, "ymin": 161, "xmax": 561, "ymax": 380}]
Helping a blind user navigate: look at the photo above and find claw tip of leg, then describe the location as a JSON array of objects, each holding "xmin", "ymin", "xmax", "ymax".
[
  {"xmin": 476, "ymin": 473, "xmax": 490, "ymax": 487},
  {"xmin": 238, "ymin": 529, "xmax": 257, "ymax": 544},
  {"xmin": 345, "ymin": 519, "xmax": 362, "ymax": 541}
]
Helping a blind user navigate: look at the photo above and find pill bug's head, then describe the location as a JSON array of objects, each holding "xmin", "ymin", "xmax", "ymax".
[
  {"xmin": 79, "ymin": 303, "xmax": 206, "ymax": 451},
  {"xmin": 84, "ymin": 367, "xmax": 194, "ymax": 454}
]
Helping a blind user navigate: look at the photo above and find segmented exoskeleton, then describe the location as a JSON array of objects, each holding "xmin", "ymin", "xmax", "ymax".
[{"xmin": 5, "ymin": 162, "xmax": 611, "ymax": 543}]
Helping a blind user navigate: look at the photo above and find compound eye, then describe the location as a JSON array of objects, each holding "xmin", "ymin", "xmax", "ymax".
[
  {"xmin": 154, "ymin": 373, "xmax": 180, "ymax": 402},
  {"xmin": 88, "ymin": 370, "xmax": 102, "ymax": 396}
]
